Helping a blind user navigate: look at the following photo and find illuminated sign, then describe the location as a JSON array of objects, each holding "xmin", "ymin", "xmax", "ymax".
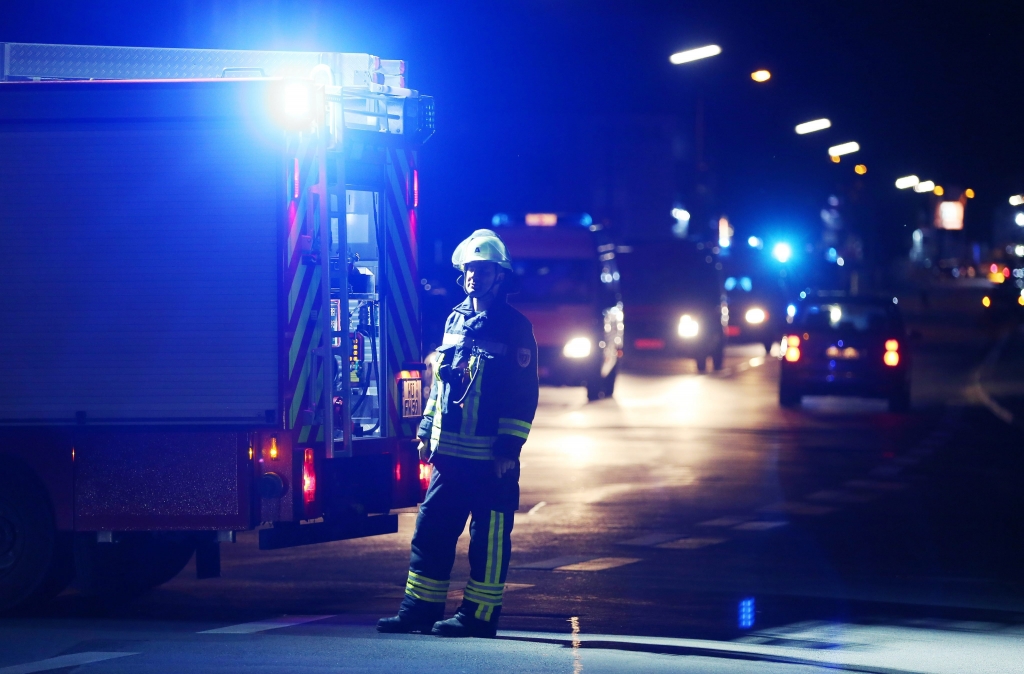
[{"xmin": 525, "ymin": 213, "xmax": 558, "ymax": 227}]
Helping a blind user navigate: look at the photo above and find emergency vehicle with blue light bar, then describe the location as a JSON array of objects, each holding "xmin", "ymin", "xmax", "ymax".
[{"xmin": 0, "ymin": 42, "xmax": 434, "ymax": 612}]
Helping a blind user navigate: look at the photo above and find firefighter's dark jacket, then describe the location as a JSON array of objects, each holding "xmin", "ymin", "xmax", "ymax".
[{"xmin": 418, "ymin": 296, "xmax": 539, "ymax": 462}]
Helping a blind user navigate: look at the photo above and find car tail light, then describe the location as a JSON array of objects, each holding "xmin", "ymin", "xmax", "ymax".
[
  {"xmin": 884, "ymin": 339, "xmax": 900, "ymax": 367},
  {"xmin": 783, "ymin": 335, "xmax": 801, "ymax": 362},
  {"xmin": 302, "ymin": 448, "xmax": 316, "ymax": 505},
  {"xmin": 419, "ymin": 461, "xmax": 432, "ymax": 495}
]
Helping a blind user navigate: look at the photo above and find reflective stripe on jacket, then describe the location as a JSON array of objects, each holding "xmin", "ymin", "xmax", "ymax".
[{"xmin": 418, "ymin": 297, "xmax": 539, "ymax": 461}]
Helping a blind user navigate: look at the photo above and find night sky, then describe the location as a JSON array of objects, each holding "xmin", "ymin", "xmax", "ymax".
[{"xmin": 4, "ymin": 1, "xmax": 1022, "ymax": 271}]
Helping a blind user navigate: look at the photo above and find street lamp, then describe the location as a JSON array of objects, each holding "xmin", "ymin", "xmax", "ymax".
[
  {"xmin": 914, "ymin": 180, "xmax": 935, "ymax": 193},
  {"xmin": 670, "ymin": 45, "xmax": 722, "ymax": 65},
  {"xmin": 828, "ymin": 141, "xmax": 860, "ymax": 157},
  {"xmin": 750, "ymin": 70, "xmax": 771, "ymax": 82},
  {"xmin": 1010, "ymin": 195, "xmax": 1024, "ymax": 206},
  {"xmin": 795, "ymin": 118, "xmax": 831, "ymax": 134},
  {"xmin": 895, "ymin": 175, "xmax": 919, "ymax": 190}
]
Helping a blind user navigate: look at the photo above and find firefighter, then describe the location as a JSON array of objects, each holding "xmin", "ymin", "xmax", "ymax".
[{"xmin": 378, "ymin": 229, "xmax": 539, "ymax": 638}]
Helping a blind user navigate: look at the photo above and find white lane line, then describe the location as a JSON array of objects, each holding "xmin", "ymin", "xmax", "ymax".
[
  {"xmin": 199, "ymin": 615, "xmax": 335, "ymax": 634},
  {"xmin": 657, "ymin": 537, "xmax": 726, "ymax": 550},
  {"xmin": 526, "ymin": 501, "xmax": 548, "ymax": 515},
  {"xmin": 0, "ymin": 652, "xmax": 138, "ymax": 674},
  {"xmin": 733, "ymin": 521, "xmax": 788, "ymax": 531},
  {"xmin": 617, "ymin": 532, "xmax": 685, "ymax": 547},
  {"xmin": 513, "ymin": 555, "xmax": 595, "ymax": 571},
  {"xmin": 698, "ymin": 516, "xmax": 749, "ymax": 527},
  {"xmin": 759, "ymin": 502, "xmax": 836, "ymax": 516},
  {"xmin": 555, "ymin": 557, "xmax": 641, "ymax": 572}
]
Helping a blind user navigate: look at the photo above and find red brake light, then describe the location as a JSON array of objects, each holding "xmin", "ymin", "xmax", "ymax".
[
  {"xmin": 783, "ymin": 335, "xmax": 801, "ymax": 362},
  {"xmin": 302, "ymin": 448, "xmax": 316, "ymax": 505}
]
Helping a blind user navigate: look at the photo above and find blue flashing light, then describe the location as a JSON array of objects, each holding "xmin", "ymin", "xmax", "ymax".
[
  {"xmin": 738, "ymin": 598, "xmax": 755, "ymax": 629},
  {"xmin": 799, "ymin": 291, "xmax": 807, "ymax": 299},
  {"xmin": 491, "ymin": 213, "xmax": 510, "ymax": 227},
  {"xmin": 827, "ymin": 247, "xmax": 838, "ymax": 263},
  {"xmin": 739, "ymin": 277, "xmax": 753, "ymax": 292},
  {"xmin": 725, "ymin": 277, "xmax": 737, "ymax": 291},
  {"xmin": 281, "ymin": 81, "xmax": 311, "ymax": 120},
  {"xmin": 580, "ymin": 213, "xmax": 594, "ymax": 227},
  {"xmin": 772, "ymin": 242, "xmax": 793, "ymax": 263},
  {"xmin": 786, "ymin": 304, "xmax": 796, "ymax": 318},
  {"xmin": 748, "ymin": 236, "xmax": 762, "ymax": 248}
]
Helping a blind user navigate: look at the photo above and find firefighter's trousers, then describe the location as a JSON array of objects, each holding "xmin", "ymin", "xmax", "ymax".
[{"xmin": 399, "ymin": 456, "xmax": 517, "ymax": 625}]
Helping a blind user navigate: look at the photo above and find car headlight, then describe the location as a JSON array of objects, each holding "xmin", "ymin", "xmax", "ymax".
[
  {"xmin": 563, "ymin": 337, "xmax": 592, "ymax": 359},
  {"xmin": 678, "ymin": 315, "xmax": 699, "ymax": 339},
  {"xmin": 744, "ymin": 307, "xmax": 766, "ymax": 324}
]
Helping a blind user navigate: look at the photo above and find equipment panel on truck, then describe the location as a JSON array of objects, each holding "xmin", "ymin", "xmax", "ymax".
[{"xmin": 0, "ymin": 80, "xmax": 282, "ymax": 426}]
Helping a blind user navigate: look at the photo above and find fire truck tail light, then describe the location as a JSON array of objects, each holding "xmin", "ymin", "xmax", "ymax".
[
  {"xmin": 419, "ymin": 461, "xmax": 432, "ymax": 494},
  {"xmin": 302, "ymin": 448, "xmax": 316, "ymax": 505},
  {"xmin": 395, "ymin": 460, "xmax": 401, "ymax": 482}
]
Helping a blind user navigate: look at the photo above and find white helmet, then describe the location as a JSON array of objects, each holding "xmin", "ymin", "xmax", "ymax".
[{"xmin": 451, "ymin": 229, "xmax": 513, "ymax": 270}]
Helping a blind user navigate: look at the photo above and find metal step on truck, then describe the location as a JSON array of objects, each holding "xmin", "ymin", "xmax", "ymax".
[{"xmin": 0, "ymin": 43, "xmax": 434, "ymax": 612}]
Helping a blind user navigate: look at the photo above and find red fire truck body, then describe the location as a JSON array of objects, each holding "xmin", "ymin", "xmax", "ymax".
[{"xmin": 0, "ymin": 44, "xmax": 434, "ymax": 611}]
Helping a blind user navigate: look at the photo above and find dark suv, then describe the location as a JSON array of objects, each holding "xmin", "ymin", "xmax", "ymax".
[{"xmin": 779, "ymin": 295, "xmax": 911, "ymax": 411}]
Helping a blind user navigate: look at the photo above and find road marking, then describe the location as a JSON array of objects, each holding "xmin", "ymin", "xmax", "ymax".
[
  {"xmin": 617, "ymin": 532, "xmax": 685, "ymax": 546},
  {"xmin": 513, "ymin": 555, "xmax": 596, "ymax": 570},
  {"xmin": 527, "ymin": 501, "xmax": 547, "ymax": 515},
  {"xmin": 555, "ymin": 557, "xmax": 641, "ymax": 572},
  {"xmin": 199, "ymin": 615, "xmax": 335, "ymax": 634},
  {"xmin": 807, "ymin": 490, "xmax": 876, "ymax": 503},
  {"xmin": 698, "ymin": 516, "xmax": 749, "ymax": 527},
  {"xmin": 733, "ymin": 521, "xmax": 787, "ymax": 531},
  {"xmin": 759, "ymin": 502, "xmax": 835, "ymax": 516},
  {"xmin": 0, "ymin": 652, "xmax": 138, "ymax": 673},
  {"xmin": 657, "ymin": 537, "xmax": 726, "ymax": 550},
  {"xmin": 845, "ymin": 479, "xmax": 906, "ymax": 491}
]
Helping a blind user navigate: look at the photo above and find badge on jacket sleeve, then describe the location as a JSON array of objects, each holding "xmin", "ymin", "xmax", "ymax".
[{"xmin": 517, "ymin": 348, "xmax": 531, "ymax": 367}]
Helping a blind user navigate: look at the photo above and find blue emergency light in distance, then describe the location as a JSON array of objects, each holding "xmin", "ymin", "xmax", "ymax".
[{"xmin": 738, "ymin": 597, "xmax": 755, "ymax": 629}]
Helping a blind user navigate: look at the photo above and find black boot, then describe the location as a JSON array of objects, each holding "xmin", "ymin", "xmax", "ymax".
[
  {"xmin": 376, "ymin": 613, "xmax": 439, "ymax": 634},
  {"xmin": 431, "ymin": 612, "xmax": 497, "ymax": 638}
]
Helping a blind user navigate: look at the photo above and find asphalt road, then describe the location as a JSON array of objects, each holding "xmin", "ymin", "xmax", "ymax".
[{"xmin": 3, "ymin": 306, "xmax": 1024, "ymax": 673}]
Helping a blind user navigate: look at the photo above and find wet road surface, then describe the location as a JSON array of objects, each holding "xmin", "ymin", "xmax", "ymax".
[{"xmin": 3, "ymin": 307, "xmax": 1024, "ymax": 673}]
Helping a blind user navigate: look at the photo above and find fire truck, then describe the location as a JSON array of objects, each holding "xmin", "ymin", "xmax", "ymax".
[{"xmin": 0, "ymin": 43, "xmax": 433, "ymax": 612}]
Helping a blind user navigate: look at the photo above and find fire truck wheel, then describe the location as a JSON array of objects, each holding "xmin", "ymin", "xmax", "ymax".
[
  {"xmin": 0, "ymin": 472, "xmax": 74, "ymax": 614},
  {"xmin": 74, "ymin": 532, "xmax": 196, "ymax": 598}
]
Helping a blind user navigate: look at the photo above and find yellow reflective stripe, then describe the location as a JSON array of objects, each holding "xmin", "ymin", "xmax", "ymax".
[
  {"xmin": 498, "ymin": 418, "xmax": 532, "ymax": 431},
  {"xmin": 423, "ymin": 397, "xmax": 437, "ymax": 416},
  {"xmin": 434, "ymin": 445, "xmax": 492, "ymax": 460},
  {"xmin": 408, "ymin": 571, "xmax": 449, "ymax": 590},
  {"xmin": 438, "ymin": 431, "xmax": 494, "ymax": 447},
  {"xmin": 494, "ymin": 512, "xmax": 505, "ymax": 584},
  {"xmin": 405, "ymin": 571, "xmax": 449, "ymax": 603},
  {"xmin": 497, "ymin": 428, "xmax": 529, "ymax": 440}
]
